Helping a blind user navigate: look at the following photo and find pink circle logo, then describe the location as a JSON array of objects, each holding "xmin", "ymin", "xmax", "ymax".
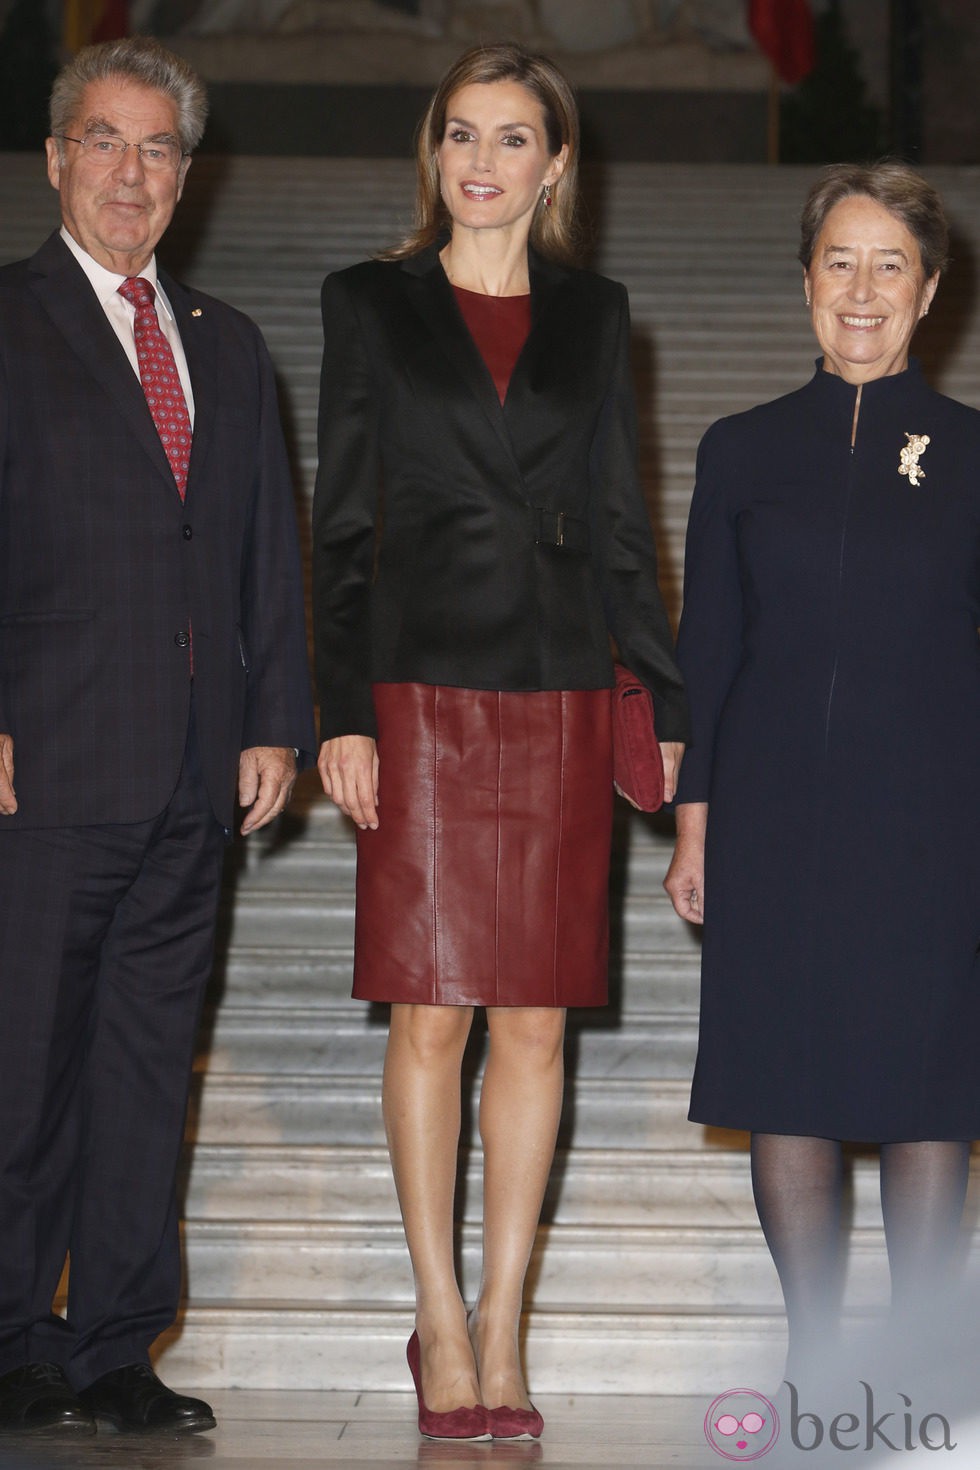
[{"xmin": 704, "ymin": 1389, "xmax": 779, "ymax": 1461}]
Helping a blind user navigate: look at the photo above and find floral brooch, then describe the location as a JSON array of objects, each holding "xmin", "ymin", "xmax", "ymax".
[{"xmin": 898, "ymin": 432, "xmax": 930, "ymax": 486}]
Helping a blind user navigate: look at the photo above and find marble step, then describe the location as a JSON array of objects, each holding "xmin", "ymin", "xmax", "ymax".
[
  {"xmin": 235, "ymin": 804, "xmax": 681, "ymax": 861},
  {"xmin": 176, "ymin": 1219, "xmax": 776, "ymax": 1308},
  {"xmin": 228, "ymin": 803, "xmax": 675, "ymax": 852},
  {"xmin": 209, "ymin": 945, "xmax": 702, "ymax": 1008},
  {"xmin": 170, "ymin": 1221, "xmax": 759, "ymax": 1312},
  {"xmin": 194, "ymin": 1076, "xmax": 980, "ymax": 1177},
  {"xmin": 250, "ymin": 781, "xmax": 677, "ymax": 839},
  {"xmin": 181, "ymin": 1218, "xmax": 915, "ymax": 1310},
  {"xmin": 199, "ymin": 1003, "xmax": 699, "ymax": 1076},
  {"xmin": 153, "ymin": 1301, "xmax": 791, "ymax": 1395},
  {"xmin": 189, "ymin": 1074, "xmax": 699, "ymax": 1148},
  {"xmin": 228, "ymin": 830, "xmax": 688, "ymax": 895},
  {"xmin": 208, "ymin": 947, "xmax": 357, "ymax": 1006},
  {"xmin": 219, "ymin": 889, "xmax": 693, "ymax": 957},
  {"xmin": 224, "ymin": 854, "xmax": 691, "ymax": 923},
  {"xmin": 183, "ymin": 1141, "xmax": 947, "ymax": 1231},
  {"xmin": 184, "ymin": 1142, "xmax": 747, "ymax": 1225}
]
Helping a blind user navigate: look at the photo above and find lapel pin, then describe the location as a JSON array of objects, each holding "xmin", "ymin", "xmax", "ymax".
[{"xmin": 191, "ymin": 308, "xmax": 203, "ymax": 318}]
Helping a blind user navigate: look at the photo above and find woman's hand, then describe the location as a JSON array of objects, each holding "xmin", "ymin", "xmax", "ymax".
[
  {"xmin": 318, "ymin": 735, "xmax": 379, "ymax": 830},
  {"xmin": 660, "ymin": 741, "xmax": 684, "ymax": 805},
  {"xmin": 614, "ymin": 741, "xmax": 685, "ymax": 810},
  {"xmin": 664, "ymin": 801, "xmax": 707, "ymax": 924}
]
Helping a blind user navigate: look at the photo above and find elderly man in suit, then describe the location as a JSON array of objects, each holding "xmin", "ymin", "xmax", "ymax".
[{"xmin": 0, "ymin": 36, "xmax": 314, "ymax": 1436}]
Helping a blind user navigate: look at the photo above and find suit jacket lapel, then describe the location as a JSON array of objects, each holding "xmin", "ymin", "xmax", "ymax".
[
  {"xmin": 28, "ymin": 234, "xmax": 181, "ymax": 498},
  {"xmin": 163, "ymin": 269, "xmax": 216, "ymax": 501}
]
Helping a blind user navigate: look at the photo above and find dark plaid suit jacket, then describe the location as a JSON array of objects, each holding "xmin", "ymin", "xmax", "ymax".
[{"xmin": 0, "ymin": 232, "xmax": 314, "ymax": 829}]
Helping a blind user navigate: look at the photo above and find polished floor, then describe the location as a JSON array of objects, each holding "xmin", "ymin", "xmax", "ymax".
[
  {"xmin": 5, "ymin": 1384, "xmax": 980, "ymax": 1469},
  {"xmin": 0, "ymin": 1392, "xmax": 722, "ymax": 1469}
]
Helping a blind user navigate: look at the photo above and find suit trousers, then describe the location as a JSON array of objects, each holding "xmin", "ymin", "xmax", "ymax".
[{"xmin": 0, "ymin": 698, "xmax": 226, "ymax": 1388}]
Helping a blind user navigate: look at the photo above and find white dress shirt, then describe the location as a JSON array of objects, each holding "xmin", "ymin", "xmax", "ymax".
[{"xmin": 60, "ymin": 226, "xmax": 196, "ymax": 426}]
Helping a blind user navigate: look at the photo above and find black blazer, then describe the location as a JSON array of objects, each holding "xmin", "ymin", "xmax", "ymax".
[
  {"xmin": 312, "ymin": 244, "xmax": 687, "ymax": 743},
  {"xmin": 0, "ymin": 232, "xmax": 315, "ymax": 829}
]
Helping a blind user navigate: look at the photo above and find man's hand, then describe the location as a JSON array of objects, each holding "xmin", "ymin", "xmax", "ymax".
[
  {"xmin": 0, "ymin": 735, "xmax": 16, "ymax": 815},
  {"xmin": 238, "ymin": 746, "xmax": 297, "ymax": 835}
]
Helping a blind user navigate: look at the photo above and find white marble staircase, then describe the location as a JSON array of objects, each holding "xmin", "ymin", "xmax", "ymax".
[
  {"xmin": 165, "ymin": 789, "xmax": 980, "ymax": 1395},
  {"xmin": 3, "ymin": 154, "xmax": 980, "ymax": 1395}
]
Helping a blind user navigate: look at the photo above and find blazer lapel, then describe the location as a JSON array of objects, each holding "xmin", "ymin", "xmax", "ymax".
[
  {"xmin": 163, "ymin": 270, "xmax": 216, "ymax": 501},
  {"xmin": 503, "ymin": 249, "xmax": 571, "ymax": 418},
  {"xmin": 400, "ymin": 247, "xmax": 522, "ymax": 475},
  {"xmin": 527, "ymin": 247, "xmax": 569, "ymax": 334},
  {"xmin": 28, "ymin": 234, "xmax": 180, "ymax": 498},
  {"xmin": 399, "ymin": 244, "xmax": 576, "ymax": 495}
]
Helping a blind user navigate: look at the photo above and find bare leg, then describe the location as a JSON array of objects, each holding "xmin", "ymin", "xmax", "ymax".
[
  {"xmin": 469, "ymin": 1006, "xmax": 566, "ymax": 1410},
  {"xmin": 879, "ymin": 1140, "xmax": 970, "ymax": 1316},
  {"xmin": 750, "ymin": 1133, "xmax": 844, "ymax": 1383},
  {"xmin": 382, "ymin": 1002, "xmax": 480, "ymax": 1412}
]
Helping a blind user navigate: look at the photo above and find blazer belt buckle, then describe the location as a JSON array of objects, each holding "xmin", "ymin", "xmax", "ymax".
[{"xmin": 535, "ymin": 507, "xmax": 586, "ymax": 554}]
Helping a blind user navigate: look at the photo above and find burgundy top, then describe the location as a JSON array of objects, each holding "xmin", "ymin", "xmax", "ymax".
[{"xmin": 452, "ymin": 285, "xmax": 532, "ymax": 403}]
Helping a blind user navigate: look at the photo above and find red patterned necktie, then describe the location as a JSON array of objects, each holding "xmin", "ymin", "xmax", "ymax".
[{"xmin": 118, "ymin": 276, "xmax": 192, "ymax": 499}]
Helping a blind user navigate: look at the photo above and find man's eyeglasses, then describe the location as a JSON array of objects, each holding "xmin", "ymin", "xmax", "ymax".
[{"xmin": 57, "ymin": 133, "xmax": 186, "ymax": 173}]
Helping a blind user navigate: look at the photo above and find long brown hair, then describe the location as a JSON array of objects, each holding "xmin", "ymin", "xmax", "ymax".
[{"xmin": 381, "ymin": 42, "xmax": 581, "ymax": 266}]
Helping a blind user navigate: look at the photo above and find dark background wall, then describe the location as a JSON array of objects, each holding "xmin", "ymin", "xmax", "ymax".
[{"xmin": 1, "ymin": 0, "xmax": 977, "ymax": 163}]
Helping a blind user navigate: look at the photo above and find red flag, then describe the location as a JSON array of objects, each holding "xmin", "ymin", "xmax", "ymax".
[
  {"xmin": 749, "ymin": 0, "xmax": 816, "ymax": 85},
  {"xmin": 65, "ymin": 0, "xmax": 129, "ymax": 50},
  {"xmin": 93, "ymin": 0, "xmax": 129, "ymax": 41}
]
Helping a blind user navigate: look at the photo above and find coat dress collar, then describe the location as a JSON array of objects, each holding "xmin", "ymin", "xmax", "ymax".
[{"xmin": 807, "ymin": 355, "xmax": 926, "ymax": 405}]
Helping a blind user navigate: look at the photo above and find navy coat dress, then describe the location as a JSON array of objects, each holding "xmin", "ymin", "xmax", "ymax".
[{"xmin": 676, "ymin": 361, "xmax": 980, "ymax": 1141}]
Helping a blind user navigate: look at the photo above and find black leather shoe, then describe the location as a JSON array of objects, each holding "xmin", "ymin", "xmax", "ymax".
[
  {"xmin": 0, "ymin": 1362, "xmax": 96, "ymax": 1435},
  {"xmin": 78, "ymin": 1364, "xmax": 216, "ymax": 1435}
]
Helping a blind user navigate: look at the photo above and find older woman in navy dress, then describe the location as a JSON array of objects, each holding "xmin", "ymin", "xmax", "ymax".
[{"xmin": 666, "ymin": 163, "xmax": 980, "ymax": 1378}]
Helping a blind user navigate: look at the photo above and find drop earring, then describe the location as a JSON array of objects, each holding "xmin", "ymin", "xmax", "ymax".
[{"xmin": 542, "ymin": 183, "xmax": 553, "ymax": 208}]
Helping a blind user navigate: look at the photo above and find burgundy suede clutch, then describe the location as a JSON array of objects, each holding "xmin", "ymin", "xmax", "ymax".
[{"xmin": 612, "ymin": 663, "xmax": 665, "ymax": 812}]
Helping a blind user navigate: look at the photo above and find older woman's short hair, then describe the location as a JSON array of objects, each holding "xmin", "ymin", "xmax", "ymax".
[
  {"xmin": 382, "ymin": 42, "xmax": 581, "ymax": 266},
  {"xmin": 799, "ymin": 161, "xmax": 949, "ymax": 279},
  {"xmin": 50, "ymin": 36, "xmax": 208, "ymax": 158}
]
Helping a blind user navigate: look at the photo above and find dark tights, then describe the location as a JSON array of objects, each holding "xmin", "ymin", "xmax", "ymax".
[
  {"xmin": 879, "ymin": 1140, "xmax": 971, "ymax": 1313},
  {"xmin": 750, "ymin": 1134, "xmax": 970, "ymax": 1377}
]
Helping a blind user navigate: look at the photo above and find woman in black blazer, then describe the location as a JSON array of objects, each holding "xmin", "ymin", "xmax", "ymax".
[{"xmin": 313, "ymin": 42, "xmax": 687, "ymax": 1441}]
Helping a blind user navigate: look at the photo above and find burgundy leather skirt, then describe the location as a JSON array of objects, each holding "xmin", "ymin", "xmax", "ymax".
[{"xmin": 352, "ymin": 683, "xmax": 613, "ymax": 1007}]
